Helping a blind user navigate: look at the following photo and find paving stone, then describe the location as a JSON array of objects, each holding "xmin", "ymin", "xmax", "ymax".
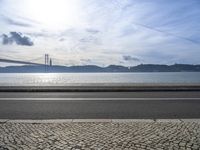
[{"xmin": 0, "ymin": 122, "xmax": 199, "ymax": 149}]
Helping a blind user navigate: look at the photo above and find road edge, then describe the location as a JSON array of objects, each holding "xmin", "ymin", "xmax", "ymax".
[{"xmin": 1, "ymin": 119, "xmax": 200, "ymax": 123}]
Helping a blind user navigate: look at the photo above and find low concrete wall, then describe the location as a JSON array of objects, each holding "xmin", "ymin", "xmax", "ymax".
[{"xmin": 1, "ymin": 84, "xmax": 200, "ymax": 92}]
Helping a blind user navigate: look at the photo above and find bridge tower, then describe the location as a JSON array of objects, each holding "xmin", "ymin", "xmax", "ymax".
[
  {"xmin": 50, "ymin": 58, "xmax": 52, "ymax": 66},
  {"xmin": 44, "ymin": 54, "xmax": 53, "ymax": 72},
  {"xmin": 45, "ymin": 54, "xmax": 50, "ymax": 72},
  {"xmin": 45, "ymin": 54, "xmax": 49, "ymax": 65}
]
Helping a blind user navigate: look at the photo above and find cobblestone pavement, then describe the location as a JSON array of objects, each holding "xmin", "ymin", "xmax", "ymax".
[{"xmin": 0, "ymin": 121, "xmax": 200, "ymax": 150}]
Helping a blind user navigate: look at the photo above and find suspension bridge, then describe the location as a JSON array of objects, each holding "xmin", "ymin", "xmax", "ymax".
[{"xmin": 0, "ymin": 54, "xmax": 54, "ymax": 66}]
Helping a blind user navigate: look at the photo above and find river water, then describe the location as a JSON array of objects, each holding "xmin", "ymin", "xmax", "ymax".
[{"xmin": 0, "ymin": 72, "xmax": 200, "ymax": 86}]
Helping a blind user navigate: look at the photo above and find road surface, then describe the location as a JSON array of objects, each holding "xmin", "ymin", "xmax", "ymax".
[{"xmin": 0, "ymin": 91, "xmax": 200, "ymax": 119}]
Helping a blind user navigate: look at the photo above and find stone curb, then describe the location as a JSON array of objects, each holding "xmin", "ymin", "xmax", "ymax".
[
  {"xmin": 72, "ymin": 119, "xmax": 112, "ymax": 122},
  {"xmin": 112, "ymin": 119, "xmax": 154, "ymax": 123},
  {"xmin": 0, "ymin": 119, "xmax": 8, "ymax": 123},
  {"xmin": 180, "ymin": 119, "xmax": 200, "ymax": 123},
  {"xmin": 7, "ymin": 119, "xmax": 73, "ymax": 123},
  {"xmin": 0, "ymin": 119, "xmax": 200, "ymax": 123},
  {"xmin": 156, "ymin": 119, "xmax": 182, "ymax": 123}
]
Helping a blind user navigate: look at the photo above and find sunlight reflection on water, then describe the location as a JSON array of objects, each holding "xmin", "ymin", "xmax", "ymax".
[{"xmin": 0, "ymin": 72, "xmax": 200, "ymax": 86}]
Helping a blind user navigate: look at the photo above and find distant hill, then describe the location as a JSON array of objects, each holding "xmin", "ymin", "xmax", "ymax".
[
  {"xmin": 0, "ymin": 64, "xmax": 200, "ymax": 73},
  {"xmin": 130, "ymin": 64, "xmax": 200, "ymax": 72}
]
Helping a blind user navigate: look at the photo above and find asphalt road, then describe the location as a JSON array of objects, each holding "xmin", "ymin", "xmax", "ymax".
[{"xmin": 0, "ymin": 91, "xmax": 200, "ymax": 119}]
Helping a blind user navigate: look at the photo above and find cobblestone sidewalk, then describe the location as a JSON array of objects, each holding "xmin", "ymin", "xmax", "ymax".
[{"xmin": 0, "ymin": 121, "xmax": 200, "ymax": 150}]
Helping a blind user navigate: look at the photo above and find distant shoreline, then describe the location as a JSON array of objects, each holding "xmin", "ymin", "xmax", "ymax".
[{"xmin": 1, "ymin": 64, "xmax": 200, "ymax": 73}]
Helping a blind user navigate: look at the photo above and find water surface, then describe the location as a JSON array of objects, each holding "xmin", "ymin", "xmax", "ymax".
[{"xmin": 0, "ymin": 72, "xmax": 200, "ymax": 86}]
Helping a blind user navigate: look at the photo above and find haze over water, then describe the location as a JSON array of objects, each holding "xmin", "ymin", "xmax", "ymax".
[{"xmin": 0, "ymin": 72, "xmax": 200, "ymax": 86}]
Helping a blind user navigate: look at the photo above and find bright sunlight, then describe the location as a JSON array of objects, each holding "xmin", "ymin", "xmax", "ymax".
[{"xmin": 25, "ymin": 0, "xmax": 80, "ymax": 30}]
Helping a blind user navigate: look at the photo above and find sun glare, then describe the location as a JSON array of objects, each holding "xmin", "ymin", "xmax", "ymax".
[{"xmin": 26, "ymin": 0, "xmax": 78, "ymax": 30}]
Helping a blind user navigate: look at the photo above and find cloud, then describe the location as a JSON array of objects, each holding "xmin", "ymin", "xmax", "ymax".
[
  {"xmin": 86, "ymin": 28, "xmax": 100, "ymax": 34},
  {"xmin": 59, "ymin": 38, "xmax": 65, "ymax": 42},
  {"xmin": 3, "ymin": 16, "xmax": 32, "ymax": 27},
  {"xmin": 80, "ymin": 59, "xmax": 92, "ymax": 64},
  {"xmin": 123, "ymin": 55, "xmax": 140, "ymax": 62},
  {"xmin": 79, "ymin": 37, "xmax": 95, "ymax": 43},
  {"xmin": 1, "ymin": 32, "xmax": 34, "ymax": 46},
  {"xmin": 79, "ymin": 36, "xmax": 101, "ymax": 45}
]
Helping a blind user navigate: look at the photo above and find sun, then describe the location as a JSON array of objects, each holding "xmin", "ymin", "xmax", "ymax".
[{"xmin": 25, "ymin": 0, "xmax": 79, "ymax": 30}]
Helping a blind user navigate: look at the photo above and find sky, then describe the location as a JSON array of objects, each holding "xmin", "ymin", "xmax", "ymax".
[{"xmin": 0, "ymin": 0, "xmax": 200, "ymax": 66}]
